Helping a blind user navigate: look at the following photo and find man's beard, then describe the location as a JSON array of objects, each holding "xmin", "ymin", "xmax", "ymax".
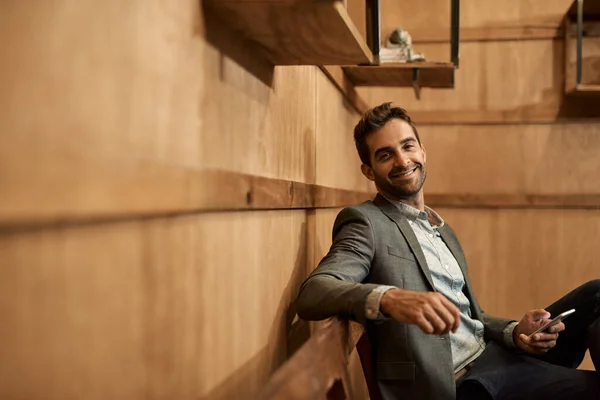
[{"xmin": 373, "ymin": 165, "xmax": 427, "ymax": 199}]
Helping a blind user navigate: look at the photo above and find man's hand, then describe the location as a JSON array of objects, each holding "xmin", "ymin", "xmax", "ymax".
[
  {"xmin": 380, "ymin": 288, "xmax": 460, "ymax": 334},
  {"xmin": 513, "ymin": 309, "xmax": 565, "ymax": 355}
]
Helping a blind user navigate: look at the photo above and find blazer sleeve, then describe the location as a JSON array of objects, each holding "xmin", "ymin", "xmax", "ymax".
[
  {"xmin": 481, "ymin": 311, "xmax": 515, "ymax": 345},
  {"xmin": 296, "ymin": 206, "xmax": 381, "ymax": 324}
]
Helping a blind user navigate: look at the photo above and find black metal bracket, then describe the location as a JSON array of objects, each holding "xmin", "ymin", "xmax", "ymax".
[
  {"xmin": 365, "ymin": 0, "xmax": 381, "ymax": 65},
  {"xmin": 451, "ymin": 0, "xmax": 460, "ymax": 67},
  {"xmin": 576, "ymin": 0, "xmax": 583, "ymax": 88},
  {"xmin": 412, "ymin": 68, "xmax": 421, "ymax": 99}
]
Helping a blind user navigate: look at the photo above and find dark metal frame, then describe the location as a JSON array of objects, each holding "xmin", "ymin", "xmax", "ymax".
[
  {"xmin": 451, "ymin": 0, "xmax": 460, "ymax": 67},
  {"xmin": 365, "ymin": 0, "xmax": 381, "ymax": 65},
  {"xmin": 576, "ymin": 0, "xmax": 584, "ymax": 88},
  {"xmin": 365, "ymin": 0, "xmax": 460, "ymax": 97}
]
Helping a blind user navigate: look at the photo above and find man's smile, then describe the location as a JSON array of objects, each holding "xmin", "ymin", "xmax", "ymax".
[{"xmin": 390, "ymin": 166, "xmax": 419, "ymax": 180}]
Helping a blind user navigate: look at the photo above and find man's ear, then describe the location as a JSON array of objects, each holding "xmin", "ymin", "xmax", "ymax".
[{"xmin": 361, "ymin": 164, "xmax": 375, "ymax": 181}]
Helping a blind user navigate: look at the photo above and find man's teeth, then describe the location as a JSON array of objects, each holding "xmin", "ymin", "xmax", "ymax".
[{"xmin": 396, "ymin": 168, "xmax": 416, "ymax": 177}]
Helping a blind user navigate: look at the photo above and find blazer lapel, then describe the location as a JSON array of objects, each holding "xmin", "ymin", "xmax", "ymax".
[
  {"xmin": 438, "ymin": 225, "xmax": 481, "ymax": 318},
  {"xmin": 438, "ymin": 226, "xmax": 468, "ymax": 278},
  {"xmin": 373, "ymin": 194, "xmax": 436, "ymax": 291}
]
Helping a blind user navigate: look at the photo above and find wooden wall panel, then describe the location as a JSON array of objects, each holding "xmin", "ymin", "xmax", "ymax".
[
  {"xmin": 0, "ymin": 210, "xmax": 309, "ymax": 399},
  {"xmin": 0, "ymin": 0, "xmax": 317, "ymax": 221},
  {"xmin": 316, "ymin": 72, "xmax": 374, "ymax": 192},
  {"xmin": 438, "ymin": 208, "xmax": 599, "ymax": 318},
  {"xmin": 200, "ymin": 60, "xmax": 317, "ymax": 181},
  {"xmin": 359, "ymin": 40, "xmax": 562, "ymax": 112},
  {"xmin": 0, "ymin": 0, "xmax": 367, "ymax": 398},
  {"xmin": 419, "ymin": 123, "xmax": 600, "ymax": 195},
  {"xmin": 438, "ymin": 207, "xmax": 599, "ymax": 370},
  {"xmin": 0, "ymin": 0, "xmax": 205, "ymax": 167},
  {"xmin": 346, "ymin": 0, "xmax": 367, "ymax": 46},
  {"xmin": 199, "ymin": 211, "xmax": 309, "ymax": 399},
  {"xmin": 380, "ymin": 0, "xmax": 573, "ymax": 39}
]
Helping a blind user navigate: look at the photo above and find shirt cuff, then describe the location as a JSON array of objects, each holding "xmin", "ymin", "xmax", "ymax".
[
  {"xmin": 365, "ymin": 285, "xmax": 397, "ymax": 320},
  {"xmin": 502, "ymin": 321, "xmax": 519, "ymax": 349}
]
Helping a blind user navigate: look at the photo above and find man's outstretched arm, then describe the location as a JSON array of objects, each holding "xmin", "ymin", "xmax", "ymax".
[
  {"xmin": 297, "ymin": 206, "xmax": 461, "ymax": 333},
  {"xmin": 296, "ymin": 207, "xmax": 381, "ymax": 324}
]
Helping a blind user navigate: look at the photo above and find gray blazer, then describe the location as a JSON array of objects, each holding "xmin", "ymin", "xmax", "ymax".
[{"xmin": 297, "ymin": 194, "xmax": 512, "ymax": 400}]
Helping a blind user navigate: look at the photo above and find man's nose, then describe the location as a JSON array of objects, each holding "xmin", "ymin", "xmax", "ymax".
[{"xmin": 393, "ymin": 152, "xmax": 411, "ymax": 167}]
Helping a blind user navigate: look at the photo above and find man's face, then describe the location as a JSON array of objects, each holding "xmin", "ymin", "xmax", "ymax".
[{"xmin": 361, "ymin": 119, "xmax": 427, "ymax": 200}]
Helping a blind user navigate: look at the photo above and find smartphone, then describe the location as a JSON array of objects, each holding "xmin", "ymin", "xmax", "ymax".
[{"xmin": 528, "ymin": 309, "xmax": 575, "ymax": 338}]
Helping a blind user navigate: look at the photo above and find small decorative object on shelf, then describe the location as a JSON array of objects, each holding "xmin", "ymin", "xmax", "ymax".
[{"xmin": 383, "ymin": 28, "xmax": 426, "ymax": 63}]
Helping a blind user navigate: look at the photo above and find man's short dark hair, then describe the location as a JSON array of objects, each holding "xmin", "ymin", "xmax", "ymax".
[{"xmin": 353, "ymin": 102, "xmax": 421, "ymax": 167}]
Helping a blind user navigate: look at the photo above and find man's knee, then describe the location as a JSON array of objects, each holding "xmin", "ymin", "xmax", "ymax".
[
  {"xmin": 589, "ymin": 315, "xmax": 600, "ymax": 334},
  {"xmin": 581, "ymin": 279, "xmax": 600, "ymax": 299}
]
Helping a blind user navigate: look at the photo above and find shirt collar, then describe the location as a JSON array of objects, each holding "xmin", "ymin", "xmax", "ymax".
[{"xmin": 381, "ymin": 195, "xmax": 445, "ymax": 228}]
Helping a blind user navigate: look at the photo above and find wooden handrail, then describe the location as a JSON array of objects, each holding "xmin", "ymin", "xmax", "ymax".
[{"xmin": 259, "ymin": 318, "xmax": 367, "ymax": 400}]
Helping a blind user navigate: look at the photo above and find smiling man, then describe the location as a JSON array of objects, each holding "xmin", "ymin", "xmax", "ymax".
[{"xmin": 296, "ymin": 102, "xmax": 600, "ymax": 400}]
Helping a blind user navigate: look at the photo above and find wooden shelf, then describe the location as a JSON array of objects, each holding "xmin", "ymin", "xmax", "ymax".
[
  {"xmin": 342, "ymin": 62, "xmax": 455, "ymax": 88},
  {"xmin": 569, "ymin": 84, "xmax": 600, "ymax": 95},
  {"xmin": 204, "ymin": 0, "xmax": 373, "ymax": 66}
]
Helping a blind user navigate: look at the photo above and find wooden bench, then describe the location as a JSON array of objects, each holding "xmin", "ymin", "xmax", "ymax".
[{"xmin": 258, "ymin": 318, "xmax": 381, "ymax": 400}]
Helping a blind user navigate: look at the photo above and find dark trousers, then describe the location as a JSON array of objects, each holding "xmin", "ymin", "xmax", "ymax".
[{"xmin": 457, "ymin": 279, "xmax": 600, "ymax": 400}]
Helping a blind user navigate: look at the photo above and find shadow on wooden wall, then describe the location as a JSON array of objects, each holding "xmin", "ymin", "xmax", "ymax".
[
  {"xmin": 202, "ymin": 1, "xmax": 275, "ymax": 88},
  {"xmin": 199, "ymin": 221, "xmax": 311, "ymax": 400}
]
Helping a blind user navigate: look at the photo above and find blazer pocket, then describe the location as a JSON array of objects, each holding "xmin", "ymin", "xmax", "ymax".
[
  {"xmin": 377, "ymin": 361, "xmax": 416, "ymax": 381},
  {"xmin": 387, "ymin": 245, "xmax": 417, "ymax": 263}
]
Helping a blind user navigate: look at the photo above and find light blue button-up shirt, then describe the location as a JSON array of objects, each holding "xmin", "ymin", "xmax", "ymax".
[{"xmin": 396, "ymin": 202, "xmax": 486, "ymax": 372}]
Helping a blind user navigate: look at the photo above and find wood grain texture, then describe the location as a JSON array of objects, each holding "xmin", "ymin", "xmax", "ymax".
[
  {"xmin": 203, "ymin": 0, "xmax": 372, "ymax": 65},
  {"xmin": 346, "ymin": 0, "xmax": 367, "ymax": 45},
  {"xmin": 419, "ymin": 123, "xmax": 600, "ymax": 196},
  {"xmin": 359, "ymin": 40, "xmax": 600, "ymax": 124},
  {"xmin": 380, "ymin": 0, "xmax": 574, "ymax": 35},
  {"xmin": 0, "ymin": 210, "xmax": 312, "ymax": 399},
  {"xmin": 259, "ymin": 318, "xmax": 364, "ymax": 400},
  {"xmin": 0, "ymin": 143, "xmax": 375, "ymax": 226},
  {"xmin": 315, "ymin": 71, "xmax": 374, "ymax": 192},
  {"xmin": 3, "ymin": 136, "xmax": 600, "ymax": 227},
  {"xmin": 410, "ymin": 26, "xmax": 562, "ymax": 43},
  {"xmin": 344, "ymin": 63, "xmax": 455, "ymax": 88},
  {"xmin": 320, "ymin": 66, "xmax": 370, "ymax": 113},
  {"xmin": 0, "ymin": 1, "xmax": 371, "ymax": 398},
  {"xmin": 575, "ymin": 84, "xmax": 600, "ymax": 92},
  {"xmin": 427, "ymin": 194, "xmax": 600, "ymax": 209},
  {"xmin": 200, "ymin": 64, "xmax": 317, "ymax": 181},
  {"xmin": 0, "ymin": 0, "xmax": 318, "ymax": 185}
]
